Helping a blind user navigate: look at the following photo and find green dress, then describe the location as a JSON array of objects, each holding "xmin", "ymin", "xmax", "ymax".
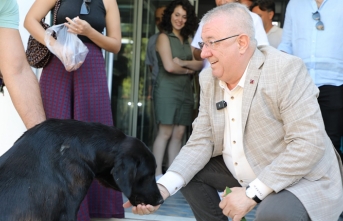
[{"xmin": 153, "ymin": 32, "xmax": 194, "ymax": 126}]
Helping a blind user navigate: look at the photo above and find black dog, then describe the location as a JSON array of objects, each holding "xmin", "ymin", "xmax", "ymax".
[{"xmin": 0, "ymin": 119, "xmax": 163, "ymax": 221}]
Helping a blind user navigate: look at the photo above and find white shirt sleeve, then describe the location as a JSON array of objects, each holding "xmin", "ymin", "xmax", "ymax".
[
  {"xmin": 157, "ymin": 171, "xmax": 185, "ymax": 196},
  {"xmin": 277, "ymin": 1, "xmax": 293, "ymax": 54},
  {"xmin": 249, "ymin": 178, "xmax": 273, "ymax": 200},
  {"xmin": 191, "ymin": 23, "xmax": 203, "ymax": 49},
  {"xmin": 249, "ymin": 11, "xmax": 269, "ymax": 46}
]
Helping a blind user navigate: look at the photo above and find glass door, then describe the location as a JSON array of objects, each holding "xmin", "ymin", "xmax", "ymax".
[
  {"xmin": 112, "ymin": 0, "xmax": 197, "ymax": 149},
  {"xmin": 111, "ymin": 0, "xmax": 136, "ymax": 136},
  {"xmin": 136, "ymin": 0, "xmax": 198, "ymax": 148},
  {"xmin": 136, "ymin": 0, "xmax": 174, "ymax": 148}
]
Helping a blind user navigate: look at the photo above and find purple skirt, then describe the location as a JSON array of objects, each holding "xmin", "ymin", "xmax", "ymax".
[{"xmin": 40, "ymin": 43, "xmax": 124, "ymax": 220}]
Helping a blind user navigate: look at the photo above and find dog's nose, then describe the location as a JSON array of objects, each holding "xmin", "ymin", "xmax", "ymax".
[{"xmin": 157, "ymin": 198, "xmax": 164, "ymax": 205}]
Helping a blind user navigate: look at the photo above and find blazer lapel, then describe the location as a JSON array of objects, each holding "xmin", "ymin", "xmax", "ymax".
[{"xmin": 241, "ymin": 48, "xmax": 265, "ymax": 131}]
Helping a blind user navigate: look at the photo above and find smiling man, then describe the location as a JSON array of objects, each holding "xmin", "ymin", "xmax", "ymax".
[
  {"xmin": 191, "ymin": 0, "xmax": 268, "ymax": 69},
  {"xmin": 125, "ymin": 3, "xmax": 343, "ymax": 221}
]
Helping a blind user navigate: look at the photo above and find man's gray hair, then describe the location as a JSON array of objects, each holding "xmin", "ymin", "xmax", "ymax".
[{"xmin": 201, "ymin": 3, "xmax": 256, "ymax": 46}]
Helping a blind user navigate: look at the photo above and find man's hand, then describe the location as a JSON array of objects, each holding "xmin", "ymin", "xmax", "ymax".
[
  {"xmin": 219, "ymin": 187, "xmax": 256, "ymax": 221},
  {"xmin": 122, "ymin": 202, "xmax": 160, "ymax": 215},
  {"xmin": 123, "ymin": 184, "xmax": 170, "ymax": 215}
]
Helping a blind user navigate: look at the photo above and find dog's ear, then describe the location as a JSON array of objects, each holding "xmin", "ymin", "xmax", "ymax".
[{"xmin": 111, "ymin": 158, "xmax": 137, "ymax": 198}]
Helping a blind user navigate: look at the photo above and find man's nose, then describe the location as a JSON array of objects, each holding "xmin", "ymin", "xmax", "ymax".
[{"xmin": 200, "ymin": 46, "xmax": 211, "ymax": 59}]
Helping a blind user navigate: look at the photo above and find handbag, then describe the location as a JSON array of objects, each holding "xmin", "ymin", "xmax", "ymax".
[{"xmin": 26, "ymin": 0, "xmax": 61, "ymax": 68}]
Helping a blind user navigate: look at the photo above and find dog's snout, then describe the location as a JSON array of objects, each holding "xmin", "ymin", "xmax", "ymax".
[{"xmin": 157, "ymin": 198, "xmax": 164, "ymax": 205}]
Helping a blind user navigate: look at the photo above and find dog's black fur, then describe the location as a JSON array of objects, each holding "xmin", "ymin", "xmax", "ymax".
[{"xmin": 0, "ymin": 119, "xmax": 163, "ymax": 221}]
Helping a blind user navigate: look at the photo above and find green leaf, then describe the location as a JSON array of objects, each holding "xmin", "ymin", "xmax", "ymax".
[
  {"xmin": 224, "ymin": 186, "xmax": 232, "ymax": 196},
  {"xmin": 223, "ymin": 187, "xmax": 247, "ymax": 221}
]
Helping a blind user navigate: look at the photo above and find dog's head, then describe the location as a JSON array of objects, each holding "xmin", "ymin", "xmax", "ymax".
[{"xmin": 97, "ymin": 136, "xmax": 164, "ymax": 206}]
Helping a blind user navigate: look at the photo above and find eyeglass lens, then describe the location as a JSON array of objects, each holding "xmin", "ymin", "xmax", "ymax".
[
  {"xmin": 198, "ymin": 34, "xmax": 239, "ymax": 50},
  {"xmin": 312, "ymin": 11, "xmax": 324, "ymax": 30},
  {"xmin": 80, "ymin": 0, "xmax": 91, "ymax": 15}
]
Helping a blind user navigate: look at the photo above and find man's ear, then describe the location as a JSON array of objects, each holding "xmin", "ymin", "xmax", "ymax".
[
  {"xmin": 111, "ymin": 158, "xmax": 137, "ymax": 198},
  {"xmin": 237, "ymin": 34, "xmax": 250, "ymax": 54},
  {"xmin": 268, "ymin": 11, "xmax": 274, "ymax": 21}
]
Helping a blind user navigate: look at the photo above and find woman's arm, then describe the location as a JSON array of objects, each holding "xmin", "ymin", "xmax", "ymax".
[
  {"xmin": 81, "ymin": 0, "xmax": 121, "ymax": 54},
  {"xmin": 173, "ymin": 46, "xmax": 203, "ymax": 71},
  {"xmin": 71, "ymin": 0, "xmax": 121, "ymax": 53},
  {"xmin": 24, "ymin": 0, "xmax": 57, "ymax": 46},
  {"xmin": 156, "ymin": 33, "xmax": 194, "ymax": 75},
  {"xmin": 25, "ymin": 0, "xmax": 122, "ymax": 54}
]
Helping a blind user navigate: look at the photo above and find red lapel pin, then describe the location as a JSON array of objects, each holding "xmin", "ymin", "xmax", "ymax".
[{"xmin": 250, "ymin": 79, "xmax": 254, "ymax": 84}]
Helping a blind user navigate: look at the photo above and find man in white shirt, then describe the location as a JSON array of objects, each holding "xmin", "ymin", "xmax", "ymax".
[
  {"xmin": 191, "ymin": 0, "xmax": 269, "ymax": 69},
  {"xmin": 124, "ymin": 3, "xmax": 343, "ymax": 221},
  {"xmin": 251, "ymin": 0, "xmax": 283, "ymax": 48}
]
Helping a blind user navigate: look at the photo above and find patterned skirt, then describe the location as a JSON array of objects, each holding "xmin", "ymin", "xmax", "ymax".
[{"xmin": 40, "ymin": 43, "xmax": 124, "ymax": 220}]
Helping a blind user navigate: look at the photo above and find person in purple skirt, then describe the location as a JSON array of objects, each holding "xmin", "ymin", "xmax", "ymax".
[{"xmin": 24, "ymin": 0, "xmax": 123, "ymax": 220}]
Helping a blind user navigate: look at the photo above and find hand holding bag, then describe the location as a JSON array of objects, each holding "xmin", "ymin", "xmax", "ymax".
[
  {"xmin": 25, "ymin": 0, "xmax": 61, "ymax": 68},
  {"xmin": 45, "ymin": 24, "xmax": 89, "ymax": 72}
]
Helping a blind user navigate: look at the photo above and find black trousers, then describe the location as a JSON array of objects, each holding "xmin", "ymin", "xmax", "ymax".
[
  {"xmin": 181, "ymin": 156, "xmax": 310, "ymax": 221},
  {"xmin": 318, "ymin": 85, "xmax": 343, "ymax": 159}
]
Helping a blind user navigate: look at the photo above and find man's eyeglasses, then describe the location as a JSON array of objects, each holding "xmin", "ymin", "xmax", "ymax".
[
  {"xmin": 312, "ymin": 11, "xmax": 324, "ymax": 30},
  {"xmin": 198, "ymin": 34, "xmax": 239, "ymax": 50},
  {"xmin": 80, "ymin": 0, "xmax": 91, "ymax": 15}
]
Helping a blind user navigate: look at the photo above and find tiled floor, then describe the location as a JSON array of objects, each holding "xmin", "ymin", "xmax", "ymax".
[
  {"xmin": 92, "ymin": 191, "xmax": 258, "ymax": 221},
  {"xmin": 121, "ymin": 191, "xmax": 196, "ymax": 219},
  {"xmin": 91, "ymin": 191, "xmax": 343, "ymax": 221}
]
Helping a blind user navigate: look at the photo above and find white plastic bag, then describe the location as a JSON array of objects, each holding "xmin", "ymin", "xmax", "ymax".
[{"xmin": 45, "ymin": 24, "xmax": 89, "ymax": 72}]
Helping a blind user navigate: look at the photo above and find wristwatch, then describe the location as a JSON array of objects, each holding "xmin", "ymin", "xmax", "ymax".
[{"xmin": 245, "ymin": 185, "xmax": 262, "ymax": 203}]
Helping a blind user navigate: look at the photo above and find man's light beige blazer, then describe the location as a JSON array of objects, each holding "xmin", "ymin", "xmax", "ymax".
[{"xmin": 169, "ymin": 46, "xmax": 343, "ymax": 220}]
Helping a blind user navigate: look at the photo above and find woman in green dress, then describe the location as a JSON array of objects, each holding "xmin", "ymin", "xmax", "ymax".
[{"xmin": 153, "ymin": 0, "xmax": 203, "ymax": 178}]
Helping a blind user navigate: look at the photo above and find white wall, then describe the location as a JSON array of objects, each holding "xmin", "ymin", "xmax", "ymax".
[
  {"xmin": 17, "ymin": 0, "xmax": 50, "ymax": 76},
  {"xmin": 17, "ymin": 0, "xmax": 35, "ymax": 49},
  {"xmin": 17, "ymin": 0, "xmax": 52, "ymax": 49}
]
